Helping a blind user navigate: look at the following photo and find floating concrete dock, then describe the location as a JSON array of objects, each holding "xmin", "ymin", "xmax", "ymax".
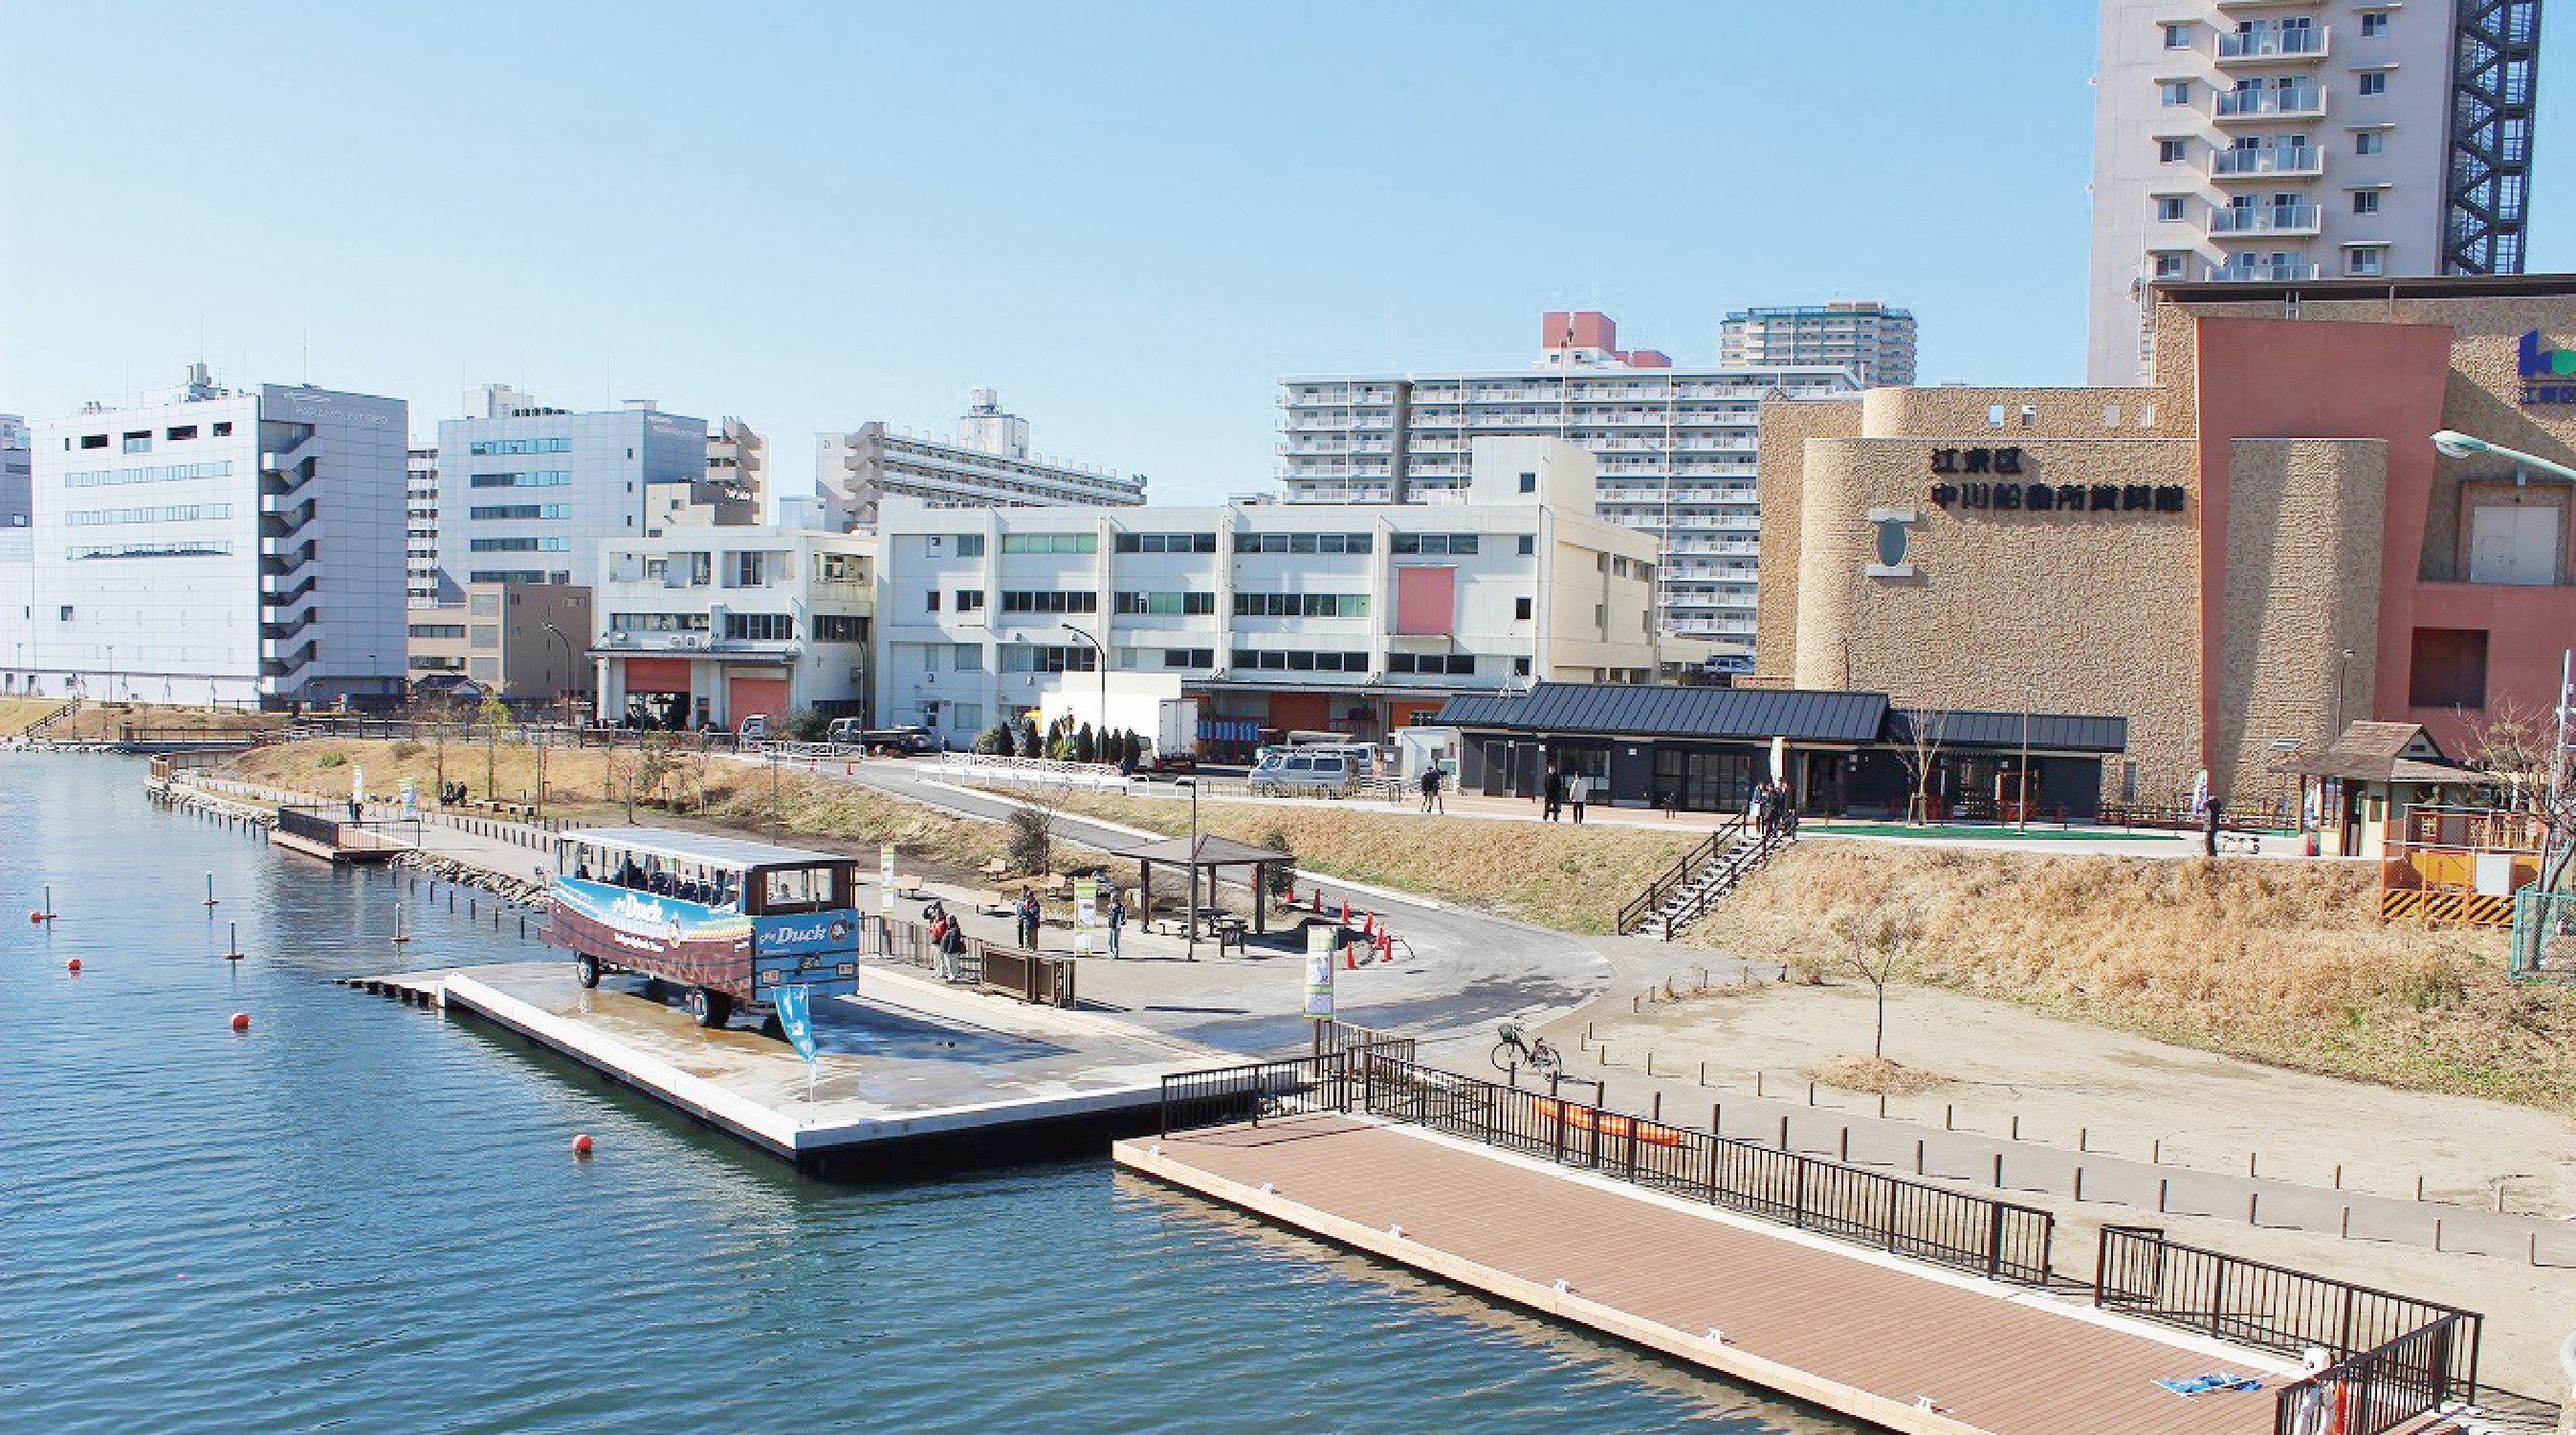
[
  {"xmin": 353, "ymin": 960, "xmax": 1236, "ymax": 1174},
  {"xmin": 1117, "ymin": 1115, "xmax": 2303, "ymax": 1435}
]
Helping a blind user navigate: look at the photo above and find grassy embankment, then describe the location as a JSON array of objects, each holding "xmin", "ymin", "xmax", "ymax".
[
  {"xmin": 221, "ymin": 739, "xmax": 1022, "ymax": 879},
  {"xmin": 1684, "ymin": 844, "xmax": 2574, "ymax": 1113},
  {"xmin": 2, "ymin": 699, "xmax": 287, "ymax": 740},
  {"xmin": 1026, "ymin": 790, "xmax": 1701, "ymax": 936}
]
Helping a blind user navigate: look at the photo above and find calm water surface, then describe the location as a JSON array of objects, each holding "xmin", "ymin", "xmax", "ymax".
[{"xmin": 2, "ymin": 754, "xmax": 1866, "ymax": 1434}]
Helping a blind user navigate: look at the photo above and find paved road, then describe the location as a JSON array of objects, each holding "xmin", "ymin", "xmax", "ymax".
[{"xmin": 785, "ymin": 757, "xmax": 1613, "ymax": 1055}]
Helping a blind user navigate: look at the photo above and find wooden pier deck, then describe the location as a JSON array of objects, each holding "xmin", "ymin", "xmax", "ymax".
[{"xmin": 1117, "ymin": 1115, "xmax": 2308, "ymax": 1435}]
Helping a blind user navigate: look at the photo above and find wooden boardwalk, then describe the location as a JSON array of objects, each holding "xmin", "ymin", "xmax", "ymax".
[{"xmin": 1117, "ymin": 1115, "xmax": 2301, "ymax": 1435}]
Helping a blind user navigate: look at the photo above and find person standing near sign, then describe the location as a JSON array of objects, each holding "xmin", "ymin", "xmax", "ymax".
[
  {"xmin": 1016, "ymin": 888, "xmax": 1041, "ymax": 952},
  {"xmin": 1106, "ymin": 889, "xmax": 1126, "ymax": 959},
  {"xmin": 1541, "ymin": 765, "xmax": 1564, "ymax": 822},
  {"xmin": 1568, "ymin": 772, "xmax": 1589, "ymax": 825},
  {"xmin": 1419, "ymin": 764, "xmax": 1443, "ymax": 815}
]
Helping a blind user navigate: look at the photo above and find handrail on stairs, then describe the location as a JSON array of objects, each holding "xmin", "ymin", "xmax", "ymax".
[{"xmin": 1616, "ymin": 811, "xmax": 1747, "ymax": 935}]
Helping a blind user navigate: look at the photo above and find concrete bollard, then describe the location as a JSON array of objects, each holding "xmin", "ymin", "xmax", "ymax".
[{"xmin": 1777, "ymin": 1115, "xmax": 1789, "ymax": 1151}]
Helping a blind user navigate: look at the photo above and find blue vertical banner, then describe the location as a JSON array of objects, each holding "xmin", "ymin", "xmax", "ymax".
[{"xmin": 775, "ymin": 982, "xmax": 819, "ymax": 1063}]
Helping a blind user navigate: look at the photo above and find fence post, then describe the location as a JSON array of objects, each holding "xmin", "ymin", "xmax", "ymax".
[
  {"xmin": 1985, "ymin": 1203, "xmax": 2005, "ymax": 1280},
  {"xmin": 1792, "ymin": 1160, "xmax": 1808, "ymax": 1230}
]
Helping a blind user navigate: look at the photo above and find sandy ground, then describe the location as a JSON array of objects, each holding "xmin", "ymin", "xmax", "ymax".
[{"xmin": 1559, "ymin": 972, "xmax": 2576, "ymax": 1402}]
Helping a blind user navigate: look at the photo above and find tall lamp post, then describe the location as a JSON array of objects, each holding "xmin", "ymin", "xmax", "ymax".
[
  {"xmin": 1061, "ymin": 621, "xmax": 1108, "ymax": 759},
  {"xmin": 544, "ymin": 623, "xmax": 576, "ymax": 728},
  {"xmin": 2016, "ymin": 683, "xmax": 2033, "ymax": 833},
  {"xmin": 1176, "ymin": 776, "xmax": 1200, "ymax": 960}
]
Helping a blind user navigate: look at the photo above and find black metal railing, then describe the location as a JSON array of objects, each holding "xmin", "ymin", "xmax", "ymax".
[
  {"xmin": 1653, "ymin": 829, "xmax": 1790, "ymax": 940},
  {"xmin": 1614, "ymin": 814, "xmax": 1744, "ymax": 936},
  {"xmin": 2095, "ymin": 1227, "xmax": 2479, "ymax": 1435},
  {"xmin": 274, "ymin": 806, "xmax": 346, "ymax": 846},
  {"xmin": 1355, "ymin": 1056, "xmax": 2055, "ymax": 1284}
]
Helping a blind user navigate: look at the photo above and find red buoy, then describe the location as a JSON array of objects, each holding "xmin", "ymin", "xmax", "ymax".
[
  {"xmin": 28, "ymin": 910, "xmax": 43, "ymax": 923},
  {"xmin": 229, "ymin": 1011, "xmax": 251, "ymax": 1032},
  {"xmin": 571, "ymin": 1133, "xmax": 594, "ymax": 1157},
  {"xmin": 65, "ymin": 958, "xmax": 80, "ymax": 972}
]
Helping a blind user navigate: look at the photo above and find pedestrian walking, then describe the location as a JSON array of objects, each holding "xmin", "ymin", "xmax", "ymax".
[
  {"xmin": 1015, "ymin": 888, "xmax": 1041, "ymax": 951},
  {"xmin": 1106, "ymin": 889, "xmax": 1127, "ymax": 959},
  {"xmin": 1542, "ymin": 765, "xmax": 1564, "ymax": 822},
  {"xmin": 1419, "ymin": 764, "xmax": 1444, "ymax": 814},
  {"xmin": 936, "ymin": 906, "xmax": 967, "ymax": 981},
  {"xmin": 1568, "ymin": 772, "xmax": 1589, "ymax": 825}
]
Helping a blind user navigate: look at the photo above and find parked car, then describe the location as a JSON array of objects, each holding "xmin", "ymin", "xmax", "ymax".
[
  {"xmin": 1248, "ymin": 750, "xmax": 1355, "ymax": 798},
  {"xmin": 737, "ymin": 714, "xmax": 770, "ymax": 742}
]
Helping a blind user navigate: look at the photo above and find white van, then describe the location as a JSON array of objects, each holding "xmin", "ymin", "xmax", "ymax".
[{"xmin": 1248, "ymin": 749, "xmax": 1356, "ymax": 798}]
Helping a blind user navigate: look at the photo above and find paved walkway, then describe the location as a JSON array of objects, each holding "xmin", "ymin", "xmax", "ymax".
[{"xmin": 1122, "ymin": 1115, "xmax": 2295, "ymax": 1435}]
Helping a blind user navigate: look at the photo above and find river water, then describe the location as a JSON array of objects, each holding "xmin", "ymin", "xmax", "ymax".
[{"xmin": 2, "ymin": 754, "xmax": 1866, "ymax": 1435}]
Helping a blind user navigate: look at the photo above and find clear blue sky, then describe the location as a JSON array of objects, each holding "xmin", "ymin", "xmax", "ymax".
[{"xmin": 8, "ymin": 2, "xmax": 2576, "ymax": 506}]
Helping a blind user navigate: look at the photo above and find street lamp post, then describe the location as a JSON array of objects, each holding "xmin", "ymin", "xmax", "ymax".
[
  {"xmin": 544, "ymin": 623, "xmax": 576, "ymax": 728},
  {"xmin": 2016, "ymin": 683, "xmax": 2033, "ymax": 833},
  {"xmin": 1061, "ymin": 622, "xmax": 1108, "ymax": 760},
  {"xmin": 1177, "ymin": 776, "xmax": 1200, "ymax": 960},
  {"xmin": 2432, "ymin": 429, "xmax": 2576, "ymax": 483}
]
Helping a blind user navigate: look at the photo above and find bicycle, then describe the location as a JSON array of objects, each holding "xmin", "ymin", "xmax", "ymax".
[{"xmin": 1491, "ymin": 1022, "xmax": 1562, "ymax": 1076}]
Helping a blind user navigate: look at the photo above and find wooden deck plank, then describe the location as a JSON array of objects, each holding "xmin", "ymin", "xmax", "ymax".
[{"xmin": 1119, "ymin": 1115, "xmax": 2287, "ymax": 1435}]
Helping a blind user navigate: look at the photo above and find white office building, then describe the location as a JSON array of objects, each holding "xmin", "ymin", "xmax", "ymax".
[
  {"xmin": 1277, "ymin": 312, "xmax": 1855, "ymax": 662},
  {"xmin": 817, "ymin": 388, "xmax": 1144, "ymax": 530},
  {"xmin": 2088, "ymin": 0, "xmax": 2541, "ymax": 383},
  {"xmin": 590, "ymin": 527, "xmax": 876, "ymax": 730},
  {"xmin": 429, "ymin": 385, "xmax": 707, "ymax": 600},
  {"xmin": 1721, "ymin": 302, "xmax": 1918, "ymax": 388},
  {"xmin": 877, "ymin": 437, "xmax": 1661, "ymax": 754},
  {"xmin": 15, "ymin": 366, "xmax": 407, "ymax": 706}
]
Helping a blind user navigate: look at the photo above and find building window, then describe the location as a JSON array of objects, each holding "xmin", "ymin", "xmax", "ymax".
[
  {"xmin": 2356, "ymin": 130, "xmax": 2385, "ymax": 156},
  {"xmin": 926, "ymin": 589, "xmax": 940, "ymax": 611},
  {"xmin": 466, "ymin": 438, "xmax": 571, "ymax": 455},
  {"xmin": 212, "ymin": 422, "xmax": 232, "ymax": 437},
  {"xmin": 1112, "ymin": 532, "xmax": 1218, "ymax": 553},
  {"xmin": 165, "ymin": 426, "xmax": 196, "ymax": 441},
  {"xmin": 950, "ymin": 704, "xmax": 981, "ymax": 732},
  {"xmin": 955, "ymin": 589, "xmax": 985, "ymax": 611},
  {"xmin": 1162, "ymin": 648, "xmax": 1214, "ymax": 670},
  {"xmin": 471, "ymin": 625, "xmax": 499, "ymax": 650},
  {"xmin": 2156, "ymin": 195, "xmax": 2188, "ymax": 222},
  {"xmin": 951, "ymin": 643, "xmax": 980, "ymax": 671},
  {"xmin": 2152, "ymin": 252, "xmax": 2189, "ymax": 279},
  {"xmin": 1001, "ymin": 590, "xmax": 1099, "ymax": 614},
  {"xmin": 1000, "ymin": 532, "xmax": 1096, "ymax": 554},
  {"xmin": 1513, "ymin": 597, "xmax": 1532, "ymax": 620},
  {"xmin": 1231, "ymin": 592, "xmax": 1366, "ymax": 618},
  {"xmin": 953, "ymin": 534, "xmax": 985, "ymax": 557},
  {"xmin": 2345, "ymin": 247, "xmax": 2386, "ymax": 276},
  {"xmin": 1516, "ymin": 535, "xmax": 1535, "ymax": 556},
  {"xmin": 2351, "ymin": 189, "xmax": 2381, "ymax": 215},
  {"xmin": 2160, "ymin": 80, "xmax": 2191, "ymax": 106},
  {"xmin": 2358, "ymin": 71, "xmax": 2388, "ymax": 97},
  {"xmin": 1387, "ymin": 652, "xmax": 1475, "ymax": 676},
  {"xmin": 2158, "ymin": 138, "xmax": 2188, "ymax": 164},
  {"xmin": 2163, "ymin": 21, "xmax": 2191, "ymax": 48},
  {"xmin": 121, "ymin": 432, "xmax": 150, "ymax": 453},
  {"xmin": 1393, "ymin": 533, "xmax": 1478, "ymax": 556},
  {"xmin": 820, "ymin": 552, "xmax": 867, "ymax": 583},
  {"xmin": 1517, "ymin": 471, "xmax": 1537, "ymax": 493},
  {"xmin": 1512, "ymin": 656, "xmax": 1531, "ymax": 676},
  {"xmin": 1229, "ymin": 649, "xmax": 1368, "ymax": 673},
  {"xmin": 608, "ymin": 613, "xmax": 710, "ymax": 633},
  {"xmin": 2362, "ymin": 11, "xmax": 2389, "ymax": 36},
  {"xmin": 1234, "ymin": 531, "xmax": 1372, "ymax": 555},
  {"xmin": 724, "ymin": 612, "xmax": 795, "ymax": 642},
  {"xmin": 2409, "ymin": 629, "xmax": 2488, "ymax": 709},
  {"xmin": 731, "ymin": 551, "xmax": 767, "ymax": 586},
  {"xmin": 407, "ymin": 624, "xmax": 467, "ymax": 640},
  {"xmin": 814, "ymin": 613, "xmax": 869, "ymax": 643},
  {"xmin": 1000, "ymin": 644, "xmax": 1097, "ymax": 673},
  {"xmin": 1122, "ymin": 590, "xmax": 1220, "ymax": 615}
]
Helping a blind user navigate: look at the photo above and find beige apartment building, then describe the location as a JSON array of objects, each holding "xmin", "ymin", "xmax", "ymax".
[{"xmin": 407, "ymin": 581, "xmax": 592, "ymax": 714}]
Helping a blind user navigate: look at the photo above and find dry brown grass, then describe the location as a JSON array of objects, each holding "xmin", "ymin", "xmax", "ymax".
[
  {"xmin": 3, "ymin": 699, "xmax": 285, "ymax": 739},
  {"xmin": 1808, "ymin": 1055, "xmax": 1949, "ymax": 1096},
  {"xmin": 1030, "ymin": 791, "xmax": 1701, "ymax": 934},
  {"xmin": 220, "ymin": 740, "xmax": 1026, "ymax": 878},
  {"xmin": 1688, "ymin": 844, "xmax": 2576, "ymax": 1112}
]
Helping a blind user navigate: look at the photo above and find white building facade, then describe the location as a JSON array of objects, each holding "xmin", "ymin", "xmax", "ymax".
[
  {"xmin": 1720, "ymin": 302, "xmax": 1919, "ymax": 387},
  {"xmin": 590, "ymin": 527, "xmax": 875, "ymax": 730},
  {"xmin": 877, "ymin": 437, "xmax": 1661, "ymax": 755},
  {"xmin": 430, "ymin": 386, "xmax": 707, "ymax": 600},
  {"xmin": 17, "ymin": 368, "xmax": 407, "ymax": 706},
  {"xmin": 1277, "ymin": 312, "xmax": 1854, "ymax": 662},
  {"xmin": 2, "ymin": 414, "xmax": 31, "ymax": 529},
  {"xmin": 2088, "ymin": 0, "xmax": 2541, "ymax": 383},
  {"xmin": 817, "ymin": 388, "xmax": 1144, "ymax": 531}
]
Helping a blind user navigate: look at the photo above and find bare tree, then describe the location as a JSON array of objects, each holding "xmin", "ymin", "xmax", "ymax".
[
  {"xmin": 1834, "ymin": 901, "xmax": 1925, "ymax": 1062},
  {"xmin": 1894, "ymin": 705, "xmax": 1948, "ymax": 827},
  {"xmin": 2465, "ymin": 698, "xmax": 2575, "ymax": 895}
]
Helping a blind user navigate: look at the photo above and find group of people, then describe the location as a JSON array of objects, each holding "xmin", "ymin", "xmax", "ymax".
[
  {"xmin": 433, "ymin": 781, "xmax": 470, "ymax": 806},
  {"xmin": 1539, "ymin": 766, "xmax": 1594, "ymax": 824},
  {"xmin": 577, "ymin": 854, "xmax": 738, "ymax": 910},
  {"xmin": 994, "ymin": 884, "xmax": 1126, "ymax": 959},
  {"xmin": 1750, "ymin": 780, "xmax": 1799, "ymax": 840}
]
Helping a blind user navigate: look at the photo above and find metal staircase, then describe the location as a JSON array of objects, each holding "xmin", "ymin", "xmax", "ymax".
[
  {"xmin": 1615, "ymin": 815, "xmax": 1797, "ymax": 941},
  {"xmin": 22, "ymin": 697, "xmax": 81, "ymax": 740},
  {"xmin": 256, "ymin": 443, "xmax": 323, "ymax": 691}
]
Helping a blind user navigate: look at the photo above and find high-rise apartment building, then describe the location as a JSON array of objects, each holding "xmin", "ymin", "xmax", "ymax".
[
  {"xmin": 816, "ymin": 388, "xmax": 1144, "ymax": 531},
  {"xmin": 429, "ymin": 385, "xmax": 707, "ymax": 599},
  {"xmin": 1721, "ymin": 302, "xmax": 1918, "ymax": 387},
  {"xmin": 1277, "ymin": 313, "xmax": 1856, "ymax": 662},
  {"xmin": 405, "ymin": 445, "xmax": 440, "ymax": 606},
  {"xmin": 2088, "ymin": 0, "xmax": 2542, "ymax": 383},
  {"xmin": 14, "ymin": 365, "xmax": 407, "ymax": 707}
]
